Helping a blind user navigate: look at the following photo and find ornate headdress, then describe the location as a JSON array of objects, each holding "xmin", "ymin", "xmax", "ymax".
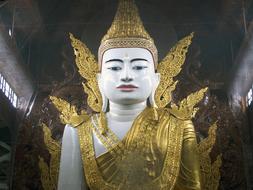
[{"xmin": 98, "ymin": 0, "xmax": 158, "ymax": 69}]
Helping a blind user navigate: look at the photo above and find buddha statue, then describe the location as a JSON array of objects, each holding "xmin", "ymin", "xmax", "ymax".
[{"xmin": 57, "ymin": 0, "xmax": 201, "ymax": 189}]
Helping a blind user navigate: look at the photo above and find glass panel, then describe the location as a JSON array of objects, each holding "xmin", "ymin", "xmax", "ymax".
[
  {"xmin": 13, "ymin": 94, "xmax": 17, "ymax": 108},
  {"xmin": 3, "ymin": 79, "xmax": 6, "ymax": 93},
  {"xmin": 247, "ymin": 88, "xmax": 253, "ymax": 106},
  {"xmin": 0, "ymin": 74, "xmax": 2, "ymax": 90},
  {"xmin": 0, "ymin": 73, "xmax": 19, "ymax": 108},
  {"xmin": 5, "ymin": 82, "xmax": 9, "ymax": 97}
]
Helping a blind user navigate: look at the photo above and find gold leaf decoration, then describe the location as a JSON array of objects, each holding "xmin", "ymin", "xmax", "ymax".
[
  {"xmin": 69, "ymin": 33, "xmax": 102, "ymax": 112},
  {"xmin": 198, "ymin": 122, "xmax": 222, "ymax": 190},
  {"xmin": 169, "ymin": 87, "xmax": 208, "ymax": 120},
  {"xmin": 50, "ymin": 96, "xmax": 88, "ymax": 127},
  {"xmin": 39, "ymin": 123, "xmax": 61, "ymax": 190},
  {"xmin": 155, "ymin": 33, "xmax": 194, "ymax": 108}
]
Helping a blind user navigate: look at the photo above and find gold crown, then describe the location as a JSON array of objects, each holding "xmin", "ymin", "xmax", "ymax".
[{"xmin": 98, "ymin": 0, "xmax": 158, "ymax": 69}]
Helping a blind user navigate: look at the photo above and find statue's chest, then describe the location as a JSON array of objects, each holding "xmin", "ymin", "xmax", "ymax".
[
  {"xmin": 91, "ymin": 116, "xmax": 167, "ymax": 184},
  {"xmin": 93, "ymin": 119, "xmax": 133, "ymax": 157},
  {"xmin": 77, "ymin": 110, "xmax": 185, "ymax": 190}
]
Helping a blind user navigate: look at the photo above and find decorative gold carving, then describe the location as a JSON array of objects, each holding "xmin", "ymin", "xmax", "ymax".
[
  {"xmin": 198, "ymin": 122, "xmax": 222, "ymax": 190},
  {"xmin": 91, "ymin": 114, "xmax": 124, "ymax": 158},
  {"xmin": 169, "ymin": 87, "xmax": 208, "ymax": 119},
  {"xmin": 155, "ymin": 33, "xmax": 194, "ymax": 108},
  {"xmin": 39, "ymin": 123, "xmax": 61, "ymax": 190},
  {"xmin": 50, "ymin": 96, "xmax": 88, "ymax": 126},
  {"xmin": 98, "ymin": 38, "xmax": 158, "ymax": 68},
  {"xmin": 98, "ymin": 0, "xmax": 158, "ymax": 66},
  {"xmin": 69, "ymin": 33, "xmax": 102, "ymax": 112}
]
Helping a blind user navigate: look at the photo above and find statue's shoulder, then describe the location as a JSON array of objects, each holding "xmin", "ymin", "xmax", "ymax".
[
  {"xmin": 163, "ymin": 106, "xmax": 193, "ymax": 121},
  {"xmin": 68, "ymin": 114, "xmax": 93, "ymax": 129},
  {"xmin": 162, "ymin": 107, "xmax": 194, "ymax": 128},
  {"xmin": 161, "ymin": 108, "xmax": 195, "ymax": 138}
]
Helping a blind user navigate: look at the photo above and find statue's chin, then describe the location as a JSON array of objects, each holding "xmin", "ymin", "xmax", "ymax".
[{"xmin": 109, "ymin": 98, "xmax": 147, "ymax": 106}]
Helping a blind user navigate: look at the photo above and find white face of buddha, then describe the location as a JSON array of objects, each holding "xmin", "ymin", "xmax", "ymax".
[{"xmin": 97, "ymin": 48, "xmax": 160, "ymax": 106}]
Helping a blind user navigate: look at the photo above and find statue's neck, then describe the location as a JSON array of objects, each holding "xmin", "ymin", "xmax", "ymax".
[{"xmin": 107, "ymin": 101, "xmax": 146, "ymax": 122}]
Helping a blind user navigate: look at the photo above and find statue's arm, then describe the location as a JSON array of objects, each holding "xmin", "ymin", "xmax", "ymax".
[
  {"xmin": 57, "ymin": 124, "xmax": 87, "ymax": 190},
  {"xmin": 174, "ymin": 120, "xmax": 201, "ymax": 190}
]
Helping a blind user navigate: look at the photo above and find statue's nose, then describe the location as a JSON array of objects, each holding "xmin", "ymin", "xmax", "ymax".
[
  {"xmin": 121, "ymin": 77, "xmax": 133, "ymax": 82},
  {"xmin": 120, "ymin": 65, "xmax": 133, "ymax": 82}
]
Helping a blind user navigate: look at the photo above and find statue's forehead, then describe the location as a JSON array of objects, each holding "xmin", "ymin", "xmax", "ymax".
[{"xmin": 102, "ymin": 48, "xmax": 153, "ymax": 61}]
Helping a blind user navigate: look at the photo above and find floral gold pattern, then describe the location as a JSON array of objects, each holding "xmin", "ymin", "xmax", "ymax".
[{"xmin": 50, "ymin": 96, "xmax": 88, "ymax": 126}]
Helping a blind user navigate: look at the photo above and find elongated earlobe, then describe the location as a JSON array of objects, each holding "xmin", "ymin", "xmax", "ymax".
[
  {"xmin": 148, "ymin": 73, "xmax": 160, "ymax": 107},
  {"xmin": 148, "ymin": 88, "xmax": 157, "ymax": 107},
  {"xmin": 101, "ymin": 91, "xmax": 109, "ymax": 112},
  {"xmin": 97, "ymin": 74, "xmax": 109, "ymax": 112}
]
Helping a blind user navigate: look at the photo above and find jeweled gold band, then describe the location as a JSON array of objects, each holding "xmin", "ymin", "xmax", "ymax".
[{"xmin": 98, "ymin": 37, "xmax": 158, "ymax": 71}]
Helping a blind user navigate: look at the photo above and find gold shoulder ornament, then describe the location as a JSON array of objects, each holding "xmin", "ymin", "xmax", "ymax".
[
  {"xmin": 49, "ymin": 96, "xmax": 88, "ymax": 127},
  {"xmin": 39, "ymin": 96, "xmax": 89, "ymax": 190}
]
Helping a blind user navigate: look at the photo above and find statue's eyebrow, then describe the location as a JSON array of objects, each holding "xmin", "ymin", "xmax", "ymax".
[
  {"xmin": 105, "ymin": 59, "xmax": 123, "ymax": 63},
  {"xmin": 130, "ymin": 58, "xmax": 148, "ymax": 63}
]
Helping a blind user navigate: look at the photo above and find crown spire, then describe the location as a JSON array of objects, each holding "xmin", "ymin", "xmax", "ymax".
[{"xmin": 101, "ymin": 0, "xmax": 153, "ymax": 43}]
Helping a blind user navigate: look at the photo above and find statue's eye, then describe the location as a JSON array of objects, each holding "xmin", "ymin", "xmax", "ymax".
[
  {"xmin": 108, "ymin": 66, "xmax": 122, "ymax": 71},
  {"xmin": 132, "ymin": 66, "xmax": 147, "ymax": 70}
]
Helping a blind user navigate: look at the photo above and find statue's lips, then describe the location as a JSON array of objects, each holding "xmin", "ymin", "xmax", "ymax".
[{"xmin": 116, "ymin": 85, "xmax": 138, "ymax": 91}]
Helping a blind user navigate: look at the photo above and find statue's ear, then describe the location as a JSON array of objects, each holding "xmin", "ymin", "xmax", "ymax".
[
  {"xmin": 96, "ymin": 73, "xmax": 101, "ymax": 83},
  {"xmin": 148, "ymin": 73, "xmax": 161, "ymax": 108},
  {"xmin": 155, "ymin": 73, "xmax": 161, "ymax": 90},
  {"xmin": 96, "ymin": 73, "xmax": 108, "ymax": 112}
]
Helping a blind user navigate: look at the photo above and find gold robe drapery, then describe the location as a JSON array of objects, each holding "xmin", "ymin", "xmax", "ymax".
[{"xmin": 77, "ymin": 108, "xmax": 201, "ymax": 190}]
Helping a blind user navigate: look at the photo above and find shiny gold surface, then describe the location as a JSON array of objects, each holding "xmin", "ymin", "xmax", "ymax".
[
  {"xmin": 78, "ymin": 108, "xmax": 201, "ymax": 190},
  {"xmin": 99, "ymin": 37, "xmax": 158, "ymax": 68},
  {"xmin": 101, "ymin": 0, "xmax": 153, "ymax": 43},
  {"xmin": 50, "ymin": 96, "xmax": 88, "ymax": 126}
]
